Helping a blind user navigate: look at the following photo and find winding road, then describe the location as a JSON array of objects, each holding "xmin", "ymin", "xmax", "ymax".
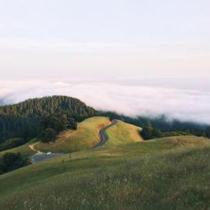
[
  {"xmin": 94, "ymin": 119, "xmax": 118, "ymax": 147},
  {"xmin": 29, "ymin": 119, "xmax": 118, "ymax": 163}
]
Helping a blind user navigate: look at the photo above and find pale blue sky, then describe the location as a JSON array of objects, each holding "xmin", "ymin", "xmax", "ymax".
[{"xmin": 0, "ymin": 0, "xmax": 210, "ymax": 80}]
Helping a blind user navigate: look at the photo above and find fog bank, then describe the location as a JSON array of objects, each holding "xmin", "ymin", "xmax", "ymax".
[{"xmin": 0, "ymin": 79, "xmax": 210, "ymax": 124}]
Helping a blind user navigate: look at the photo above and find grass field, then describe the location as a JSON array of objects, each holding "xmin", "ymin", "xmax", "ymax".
[
  {"xmin": 105, "ymin": 120, "xmax": 143, "ymax": 146},
  {"xmin": 34, "ymin": 117, "xmax": 110, "ymax": 153},
  {"xmin": 0, "ymin": 135, "xmax": 210, "ymax": 210}
]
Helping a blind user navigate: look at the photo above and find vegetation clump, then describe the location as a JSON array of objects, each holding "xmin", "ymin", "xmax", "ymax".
[
  {"xmin": 40, "ymin": 128, "xmax": 57, "ymax": 143},
  {"xmin": 0, "ymin": 138, "xmax": 25, "ymax": 152},
  {"xmin": 40, "ymin": 114, "xmax": 78, "ymax": 143},
  {"xmin": 141, "ymin": 125, "xmax": 162, "ymax": 140},
  {"xmin": 0, "ymin": 152, "xmax": 29, "ymax": 174}
]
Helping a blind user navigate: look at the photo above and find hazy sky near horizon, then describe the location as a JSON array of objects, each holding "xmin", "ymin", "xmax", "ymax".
[{"xmin": 0, "ymin": 0, "xmax": 210, "ymax": 80}]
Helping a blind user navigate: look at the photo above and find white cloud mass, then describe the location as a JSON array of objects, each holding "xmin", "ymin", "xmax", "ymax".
[{"xmin": 0, "ymin": 79, "xmax": 210, "ymax": 124}]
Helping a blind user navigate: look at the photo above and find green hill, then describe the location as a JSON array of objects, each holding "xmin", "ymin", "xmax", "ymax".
[
  {"xmin": 0, "ymin": 96, "xmax": 96, "ymax": 146},
  {"xmin": 0, "ymin": 117, "xmax": 143, "ymax": 157},
  {"xmin": 32, "ymin": 118, "xmax": 143, "ymax": 153},
  {"xmin": 0, "ymin": 135, "xmax": 210, "ymax": 210}
]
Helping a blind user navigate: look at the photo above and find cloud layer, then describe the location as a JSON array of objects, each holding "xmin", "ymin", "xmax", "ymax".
[{"xmin": 0, "ymin": 79, "xmax": 210, "ymax": 124}]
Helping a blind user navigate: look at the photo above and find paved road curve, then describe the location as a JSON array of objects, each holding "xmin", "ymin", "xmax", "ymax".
[
  {"xmin": 94, "ymin": 119, "xmax": 118, "ymax": 147},
  {"xmin": 29, "ymin": 119, "xmax": 118, "ymax": 163}
]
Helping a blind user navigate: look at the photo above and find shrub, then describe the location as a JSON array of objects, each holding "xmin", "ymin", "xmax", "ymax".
[
  {"xmin": 0, "ymin": 138, "xmax": 25, "ymax": 152},
  {"xmin": 68, "ymin": 118, "xmax": 77, "ymax": 130},
  {"xmin": 141, "ymin": 126, "xmax": 162, "ymax": 140},
  {"xmin": 40, "ymin": 128, "xmax": 57, "ymax": 143},
  {"xmin": 0, "ymin": 152, "xmax": 29, "ymax": 174}
]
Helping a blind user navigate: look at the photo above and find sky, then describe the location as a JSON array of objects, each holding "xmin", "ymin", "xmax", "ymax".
[
  {"xmin": 0, "ymin": 0, "xmax": 210, "ymax": 123},
  {"xmin": 0, "ymin": 0, "xmax": 210, "ymax": 80}
]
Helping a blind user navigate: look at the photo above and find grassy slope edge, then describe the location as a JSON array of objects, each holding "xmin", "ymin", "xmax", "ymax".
[{"xmin": 0, "ymin": 136, "xmax": 210, "ymax": 210}]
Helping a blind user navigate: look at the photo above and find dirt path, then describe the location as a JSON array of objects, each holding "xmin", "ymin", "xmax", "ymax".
[
  {"xmin": 95, "ymin": 119, "xmax": 118, "ymax": 147},
  {"xmin": 29, "ymin": 143, "xmax": 41, "ymax": 153}
]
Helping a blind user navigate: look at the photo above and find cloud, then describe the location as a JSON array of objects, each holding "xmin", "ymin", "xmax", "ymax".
[{"xmin": 0, "ymin": 79, "xmax": 210, "ymax": 124}]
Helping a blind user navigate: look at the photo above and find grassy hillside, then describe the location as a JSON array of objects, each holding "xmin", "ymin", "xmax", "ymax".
[
  {"xmin": 34, "ymin": 117, "xmax": 110, "ymax": 153},
  {"xmin": 105, "ymin": 120, "xmax": 143, "ymax": 146},
  {"xmin": 0, "ymin": 117, "xmax": 142, "ymax": 157},
  {"xmin": 0, "ymin": 138, "xmax": 37, "ymax": 158},
  {"xmin": 33, "ymin": 118, "xmax": 142, "ymax": 153},
  {"xmin": 0, "ymin": 135, "xmax": 210, "ymax": 210}
]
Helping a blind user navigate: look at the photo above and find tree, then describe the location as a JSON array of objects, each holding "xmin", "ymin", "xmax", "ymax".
[
  {"xmin": 141, "ymin": 125, "xmax": 162, "ymax": 140},
  {"xmin": 0, "ymin": 138, "xmax": 25, "ymax": 152},
  {"xmin": 40, "ymin": 128, "xmax": 57, "ymax": 143},
  {"xmin": 0, "ymin": 152, "xmax": 29, "ymax": 174},
  {"xmin": 206, "ymin": 126, "xmax": 210, "ymax": 138},
  {"xmin": 41, "ymin": 114, "xmax": 68, "ymax": 133},
  {"xmin": 68, "ymin": 118, "xmax": 77, "ymax": 130},
  {"xmin": 141, "ymin": 126, "xmax": 154, "ymax": 140}
]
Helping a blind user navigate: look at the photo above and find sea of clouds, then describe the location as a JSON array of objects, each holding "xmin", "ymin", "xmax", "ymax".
[{"xmin": 0, "ymin": 79, "xmax": 210, "ymax": 124}]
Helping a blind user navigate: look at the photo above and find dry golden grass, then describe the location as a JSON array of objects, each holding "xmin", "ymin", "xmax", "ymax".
[
  {"xmin": 34, "ymin": 117, "xmax": 110, "ymax": 153},
  {"xmin": 105, "ymin": 120, "xmax": 143, "ymax": 146}
]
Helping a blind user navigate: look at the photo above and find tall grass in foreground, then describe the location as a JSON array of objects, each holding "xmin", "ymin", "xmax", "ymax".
[{"xmin": 0, "ymin": 136, "xmax": 210, "ymax": 210}]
